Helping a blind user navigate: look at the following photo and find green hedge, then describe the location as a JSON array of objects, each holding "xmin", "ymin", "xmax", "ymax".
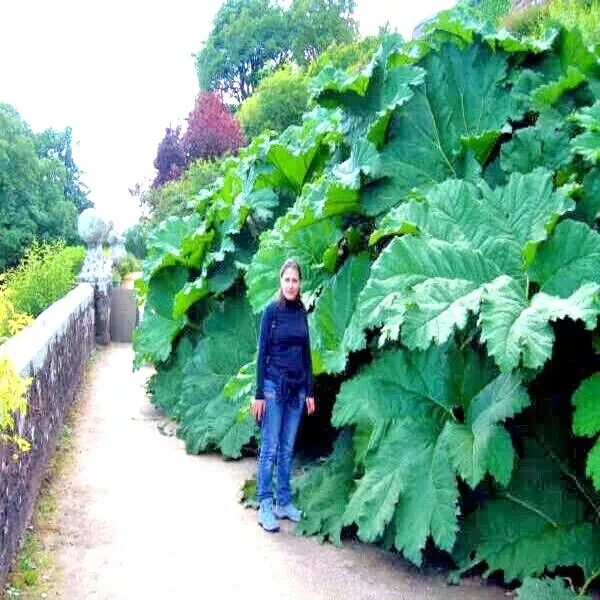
[{"xmin": 2, "ymin": 241, "xmax": 86, "ymax": 317}]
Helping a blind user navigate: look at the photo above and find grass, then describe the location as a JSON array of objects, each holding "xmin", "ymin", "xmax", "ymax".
[{"xmin": 2, "ymin": 356, "xmax": 93, "ymax": 600}]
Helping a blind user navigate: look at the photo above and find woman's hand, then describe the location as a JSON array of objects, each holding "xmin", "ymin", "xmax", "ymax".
[
  {"xmin": 251, "ymin": 398, "xmax": 266, "ymax": 421},
  {"xmin": 305, "ymin": 396, "xmax": 315, "ymax": 416}
]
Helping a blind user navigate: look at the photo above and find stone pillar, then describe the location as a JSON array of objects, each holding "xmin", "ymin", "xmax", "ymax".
[{"xmin": 77, "ymin": 209, "xmax": 113, "ymax": 345}]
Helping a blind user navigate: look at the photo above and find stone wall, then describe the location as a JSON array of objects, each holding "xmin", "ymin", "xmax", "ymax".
[{"xmin": 0, "ymin": 283, "xmax": 95, "ymax": 585}]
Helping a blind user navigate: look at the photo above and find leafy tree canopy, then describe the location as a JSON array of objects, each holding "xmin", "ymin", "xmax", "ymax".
[
  {"xmin": 0, "ymin": 104, "xmax": 82, "ymax": 269},
  {"xmin": 288, "ymin": 0, "xmax": 358, "ymax": 64},
  {"xmin": 151, "ymin": 93, "xmax": 243, "ymax": 190},
  {"xmin": 195, "ymin": 0, "xmax": 358, "ymax": 102},
  {"xmin": 35, "ymin": 126, "xmax": 92, "ymax": 212}
]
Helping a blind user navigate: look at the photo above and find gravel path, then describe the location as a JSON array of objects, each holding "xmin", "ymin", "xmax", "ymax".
[{"xmin": 48, "ymin": 343, "xmax": 508, "ymax": 599}]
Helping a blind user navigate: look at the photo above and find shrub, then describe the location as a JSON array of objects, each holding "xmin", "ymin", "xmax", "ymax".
[
  {"xmin": 117, "ymin": 252, "xmax": 141, "ymax": 278},
  {"xmin": 4, "ymin": 241, "xmax": 86, "ymax": 317},
  {"xmin": 501, "ymin": 0, "xmax": 600, "ymax": 45},
  {"xmin": 124, "ymin": 222, "xmax": 149, "ymax": 259},
  {"xmin": 0, "ymin": 357, "xmax": 32, "ymax": 451},
  {"xmin": 0, "ymin": 288, "xmax": 33, "ymax": 344},
  {"xmin": 237, "ymin": 65, "xmax": 309, "ymax": 139}
]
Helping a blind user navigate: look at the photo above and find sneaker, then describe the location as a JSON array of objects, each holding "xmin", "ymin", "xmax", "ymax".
[
  {"xmin": 258, "ymin": 499, "xmax": 280, "ymax": 532},
  {"xmin": 274, "ymin": 503, "xmax": 302, "ymax": 522}
]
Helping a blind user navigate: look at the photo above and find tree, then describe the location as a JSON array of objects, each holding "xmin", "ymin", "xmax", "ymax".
[
  {"xmin": 195, "ymin": 0, "xmax": 290, "ymax": 103},
  {"xmin": 35, "ymin": 126, "xmax": 92, "ymax": 212},
  {"xmin": 237, "ymin": 65, "xmax": 309, "ymax": 139},
  {"xmin": 289, "ymin": 0, "xmax": 358, "ymax": 64},
  {"xmin": 181, "ymin": 92, "xmax": 245, "ymax": 162},
  {"xmin": 195, "ymin": 0, "xmax": 358, "ymax": 103},
  {"xmin": 0, "ymin": 104, "xmax": 78, "ymax": 269},
  {"xmin": 152, "ymin": 126, "xmax": 186, "ymax": 188}
]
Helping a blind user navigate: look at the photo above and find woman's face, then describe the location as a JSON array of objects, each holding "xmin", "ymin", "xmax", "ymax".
[{"xmin": 280, "ymin": 267, "xmax": 300, "ymax": 301}]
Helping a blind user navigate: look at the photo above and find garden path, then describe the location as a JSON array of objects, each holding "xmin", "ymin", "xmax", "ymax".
[{"xmin": 46, "ymin": 343, "xmax": 507, "ymax": 599}]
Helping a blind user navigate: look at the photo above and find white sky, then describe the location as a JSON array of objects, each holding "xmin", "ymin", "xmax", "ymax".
[{"xmin": 0, "ymin": 0, "xmax": 455, "ymax": 233}]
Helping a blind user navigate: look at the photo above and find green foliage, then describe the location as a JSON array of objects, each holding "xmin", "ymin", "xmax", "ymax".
[
  {"xmin": 0, "ymin": 289, "xmax": 33, "ymax": 343},
  {"xmin": 288, "ymin": 0, "xmax": 358, "ymax": 64},
  {"xmin": 0, "ymin": 357, "xmax": 32, "ymax": 451},
  {"xmin": 454, "ymin": 448, "xmax": 600, "ymax": 583},
  {"xmin": 516, "ymin": 577, "xmax": 590, "ymax": 599},
  {"xmin": 502, "ymin": 1, "xmax": 600, "ymax": 47},
  {"xmin": 3, "ymin": 242, "xmax": 85, "ymax": 317},
  {"xmin": 461, "ymin": 0, "xmax": 510, "ymax": 24},
  {"xmin": 195, "ymin": 0, "xmax": 357, "ymax": 102},
  {"xmin": 135, "ymin": 10, "xmax": 600, "ymax": 593},
  {"xmin": 124, "ymin": 222, "xmax": 149, "ymax": 259},
  {"xmin": 307, "ymin": 36, "xmax": 383, "ymax": 78},
  {"xmin": 116, "ymin": 252, "xmax": 140, "ymax": 278},
  {"xmin": 237, "ymin": 65, "xmax": 309, "ymax": 139},
  {"xmin": 0, "ymin": 105, "xmax": 86, "ymax": 269},
  {"xmin": 142, "ymin": 157, "xmax": 227, "ymax": 222},
  {"xmin": 572, "ymin": 374, "xmax": 600, "ymax": 490}
]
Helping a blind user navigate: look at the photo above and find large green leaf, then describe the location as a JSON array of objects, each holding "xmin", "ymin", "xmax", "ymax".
[
  {"xmin": 516, "ymin": 577, "xmax": 589, "ymax": 600},
  {"xmin": 577, "ymin": 169, "xmax": 600, "ymax": 225},
  {"xmin": 530, "ymin": 220, "xmax": 600, "ymax": 297},
  {"xmin": 454, "ymin": 452, "xmax": 600, "ymax": 582},
  {"xmin": 570, "ymin": 101, "xmax": 600, "ymax": 165},
  {"xmin": 500, "ymin": 113, "xmax": 572, "ymax": 175},
  {"xmin": 333, "ymin": 344, "xmax": 494, "ymax": 429},
  {"xmin": 443, "ymin": 372, "xmax": 530, "ymax": 487},
  {"xmin": 175, "ymin": 296, "xmax": 259, "ymax": 457},
  {"xmin": 132, "ymin": 309, "xmax": 187, "ymax": 369},
  {"xmin": 147, "ymin": 265, "xmax": 189, "ymax": 319},
  {"xmin": 572, "ymin": 374, "xmax": 600, "ymax": 490},
  {"xmin": 147, "ymin": 336, "xmax": 195, "ymax": 418},
  {"xmin": 341, "ymin": 417, "xmax": 458, "ymax": 565},
  {"xmin": 353, "ymin": 173, "xmax": 574, "ymax": 352},
  {"xmin": 266, "ymin": 107, "xmax": 343, "ymax": 192},
  {"xmin": 294, "ymin": 430, "xmax": 356, "ymax": 546},
  {"xmin": 311, "ymin": 37, "xmax": 425, "ymax": 146},
  {"xmin": 362, "ymin": 41, "xmax": 518, "ymax": 215},
  {"xmin": 479, "ymin": 276, "xmax": 600, "ymax": 372},
  {"xmin": 332, "ymin": 344, "xmax": 519, "ymax": 565},
  {"xmin": 143, "ymin": 215, "xmax": 212, "ymax": 277},
  {"xmin": 309, "ymin": 253, "xmax": 371, "ymax": 374}
]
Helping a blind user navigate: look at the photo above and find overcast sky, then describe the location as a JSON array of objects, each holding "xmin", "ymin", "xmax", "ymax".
[{"xmin": 1, "ymin": 0, "xmax": 455, "ymax": 232}]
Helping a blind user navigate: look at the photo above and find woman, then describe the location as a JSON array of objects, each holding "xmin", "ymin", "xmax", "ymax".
[{"xmin": 251, "ymin": 258, "xmax": 315, "ymax": 532}]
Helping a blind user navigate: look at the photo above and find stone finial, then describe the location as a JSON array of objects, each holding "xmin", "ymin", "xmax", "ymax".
[
  {"xmin": 77, "ymin": 209, "xmax": 113, "ymax": 345},
  {"xmin": 77, "ymin": 208, "xmax": 107, "ymax": 244}
]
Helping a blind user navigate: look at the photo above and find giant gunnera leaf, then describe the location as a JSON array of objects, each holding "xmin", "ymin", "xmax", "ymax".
[
  {"xmin": 454, "ymin": 449, "xmax": 600, "ymax": 584},
  {"xmin": 350, "ymin": 174, "xmax": 578, "ymax": 373},
  {"xmin": 176, "ymin": 295, "xmax": 260, "ymax": 457},
  {"xmin": 309, "ymin": 253, "xmax": 371, "ymax": 374},
  {"xmin": 572, "ymin": 374, "xmax": 600, "ymax": 491},
  {"xmin": 331, "ymin": 342, "xmax": 529, "ymax": 565},
  {"xmin": 361, "ymin": 41, "xmax": 520, "ymax": 215}
]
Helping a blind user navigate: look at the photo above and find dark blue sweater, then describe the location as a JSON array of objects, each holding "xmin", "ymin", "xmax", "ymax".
[{"xmin": 255, "ymin": 299, "xmax": 314, "ymax": 400}]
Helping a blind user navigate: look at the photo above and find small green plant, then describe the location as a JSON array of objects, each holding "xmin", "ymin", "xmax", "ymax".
[
  {"xmin": 3, "ymin": 241, "xmax": 86, "ymax": 317},
  {"xmin": 0, "ymin": 288, "xmax": 33, "ymax": 343},
  {"xmin": 0, "ymin": 356, "xmax": 32, "ymax": 452}
]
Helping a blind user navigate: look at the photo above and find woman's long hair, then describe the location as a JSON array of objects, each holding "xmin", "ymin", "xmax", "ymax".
[{"xmin": 278, "ymin": 258, "xmax": 305, "ymax": 309}]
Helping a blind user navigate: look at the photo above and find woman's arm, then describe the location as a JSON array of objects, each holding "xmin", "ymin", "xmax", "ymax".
[
  {"xmin": 303, "ymin": 311, "xmax": 314, "ymax": 397},
  {"xmin": 255, "ymin": 304, "xmax": 272, "ymax": 400}
]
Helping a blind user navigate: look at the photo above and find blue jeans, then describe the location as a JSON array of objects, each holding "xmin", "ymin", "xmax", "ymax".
[{"xmin": 257, "ymin": 379, "xmax": 305, "ymax": 505}]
